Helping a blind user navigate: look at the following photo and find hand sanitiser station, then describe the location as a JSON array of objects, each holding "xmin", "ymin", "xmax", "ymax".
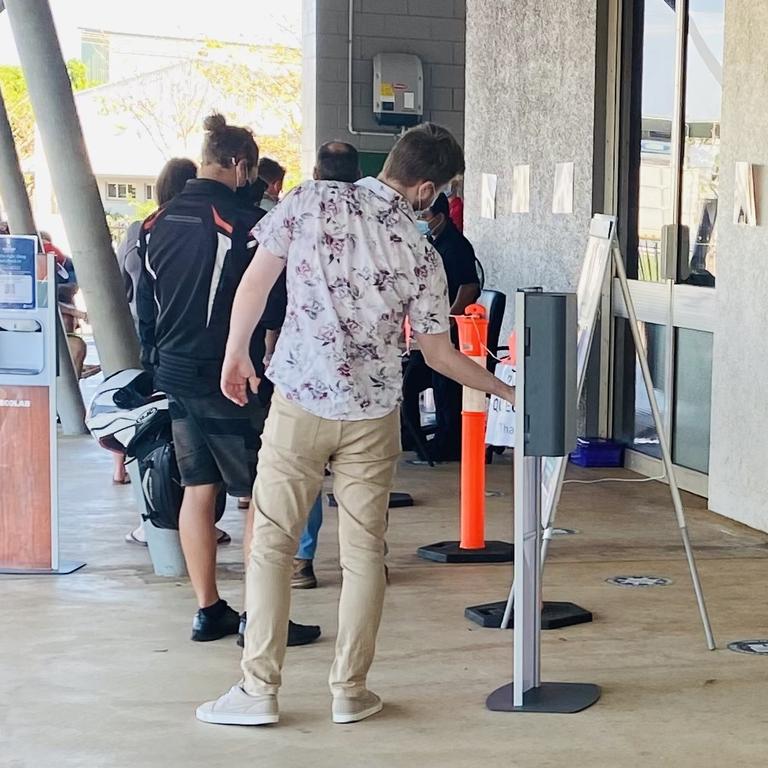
[{"xmin": 486, "ymin": 288, "xmax": 601, "ymax": 714}]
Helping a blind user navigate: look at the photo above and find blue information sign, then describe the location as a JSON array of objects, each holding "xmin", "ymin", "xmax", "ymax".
[{"xmin": 0, "ymin": 236, "xmax": 37, "ymax": 311}]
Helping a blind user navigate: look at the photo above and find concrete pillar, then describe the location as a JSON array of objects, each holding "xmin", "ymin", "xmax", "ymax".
[
  {"xmin": 0, "ymin": 84, "xmax": 87, "ymax": 435},
  {"xmin": 4, "ymin": 0, "xmax": 140, "ymax": 376}
]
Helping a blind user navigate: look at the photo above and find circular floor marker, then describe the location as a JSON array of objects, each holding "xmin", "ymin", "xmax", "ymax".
[
  {"xmin": 551, "ymin": 527, "xmax": 580, "ymax": 536},
  {"xmin": 728, "ymin": 640, "xmax": 768, "ymax": 655},
  {"xmin": 606, "ymin": 575, "xmax": 673, "ymax": 588}
]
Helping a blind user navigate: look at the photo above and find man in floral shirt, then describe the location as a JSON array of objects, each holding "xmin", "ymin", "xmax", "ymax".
[{"xmin": 197, "ymin": 124, "xmax": 515, "ymax": 727}]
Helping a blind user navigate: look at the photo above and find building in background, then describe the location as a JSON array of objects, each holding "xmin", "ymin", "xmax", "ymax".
[{"xmin": 30, "ymin": 27, "xmax": 301, "ymax": 246}]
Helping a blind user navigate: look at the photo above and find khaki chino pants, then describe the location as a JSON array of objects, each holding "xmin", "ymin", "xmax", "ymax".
[{"xmin": 242, "ymin": 391, "xmax": 401, "ymax": 698}]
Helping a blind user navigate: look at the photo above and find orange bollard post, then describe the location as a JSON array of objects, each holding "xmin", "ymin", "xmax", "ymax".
[
  {"xmin": 416, "ymin": 304, "xmax": 513, "ymax": 564},
  {"xmin": 456, "ymin": 303, "xmax": 489, "ymax": 549}
]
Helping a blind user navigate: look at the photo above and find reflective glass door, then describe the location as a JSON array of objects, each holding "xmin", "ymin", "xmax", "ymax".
[{"xmin": 614, "ymin": 0, "xmax": 723, "ymax": 487}]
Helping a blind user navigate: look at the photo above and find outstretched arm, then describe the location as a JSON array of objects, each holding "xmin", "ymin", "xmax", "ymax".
[{"xmin": 415, "ymin": 330, "xmax": 515, "ymax": 405}]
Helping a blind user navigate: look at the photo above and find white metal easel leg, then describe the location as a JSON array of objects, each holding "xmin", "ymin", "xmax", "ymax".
[{"xmin": 612, "ymin": 247, "xmax": 715, "ymax": 649}]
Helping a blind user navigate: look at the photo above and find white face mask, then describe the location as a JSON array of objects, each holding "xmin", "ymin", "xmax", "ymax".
[{"xmin": 415, "ymin": 183, "xmax": 453, "ymax": 212}]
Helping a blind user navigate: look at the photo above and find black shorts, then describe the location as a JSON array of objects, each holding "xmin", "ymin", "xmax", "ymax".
[{"xmin": 168, "ymin": 393, "xmax": 267, "ymax": 498}]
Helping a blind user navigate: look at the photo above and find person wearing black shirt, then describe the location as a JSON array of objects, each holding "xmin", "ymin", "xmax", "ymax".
[
  {"xmin": 137, "ymin": 113, "xmax": 319, "ymax": 647},
  {"xmin": 402, "ymin": 193, "xmax": 481, "ymax": 462}
]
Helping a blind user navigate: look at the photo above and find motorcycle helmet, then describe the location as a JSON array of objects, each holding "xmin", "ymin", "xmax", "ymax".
[{"xmin": 86, "ymin": 369, "xmax": 168, "ymax": 454}]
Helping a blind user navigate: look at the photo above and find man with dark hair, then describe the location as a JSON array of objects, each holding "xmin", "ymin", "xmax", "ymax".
[
  {"xmin": 197, "ymin": 123, "xmax": 514, "ymax": 727},
  {"xmin": 256, "ymin": 157, "xmax": 286, "ymax": 212},
  {"xmin": 403, "ymin": 192, "xmax": 481, "ymax": 462},
  {"xmin": 314, "ymin": 142, "xmax": 360, "ymax": 184},
  {"xmin": 137, "ymin": 113, "xmax": 320, "ymax": 648}
]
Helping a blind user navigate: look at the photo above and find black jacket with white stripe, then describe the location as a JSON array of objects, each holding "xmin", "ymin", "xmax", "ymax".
[{"xmin": 136, "ymin": 178, "xmax": 285, "ymax": 398}]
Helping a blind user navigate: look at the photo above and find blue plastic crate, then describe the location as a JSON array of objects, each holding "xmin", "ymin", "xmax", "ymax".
[{"xmin": 570, "ymin": 437, "xmax": 624, "ymax": 468}]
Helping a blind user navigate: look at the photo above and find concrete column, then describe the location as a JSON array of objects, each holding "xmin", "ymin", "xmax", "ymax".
[
  {"xmin": 4, "ymin": 0, "xmax": 140, "ymax": 376},
  {"xmin": 0, "ymin": 84, "xmax": 87, "ymax": 435}
]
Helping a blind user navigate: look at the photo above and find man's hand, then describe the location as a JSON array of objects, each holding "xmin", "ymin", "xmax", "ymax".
[
  {"xmin": 416, "ymin": 330, "xmax": 516, "ymax": 406},
  {"xmin": 221, "ymin": 350, "xmax": 260, "ymax": 406},
  {"xmin": 496, "ymin": 382, "xmax": 516, "ymax": 407}
]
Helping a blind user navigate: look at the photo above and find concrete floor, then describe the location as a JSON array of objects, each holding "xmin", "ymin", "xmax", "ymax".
[{"xmin": 3, "ymin": 435, "xmax": 768, "ymax": 768}]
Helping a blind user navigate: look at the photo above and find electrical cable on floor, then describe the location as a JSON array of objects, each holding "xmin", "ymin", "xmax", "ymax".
[{"xmin": 563, "ymin": 473, "xmax": 667, "ymax": 486}]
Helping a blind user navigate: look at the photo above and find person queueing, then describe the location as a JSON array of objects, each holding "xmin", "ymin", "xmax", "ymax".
[
  {"xmin": 255, "ymin": 157, "xmax": 285, "ymax": 212},
  {"xmin": 289, "ymin": 140, "xmax": 364, "ymax": 590},
  {"xmin": 402, "ymin": 192, "xmax": 481, "ymax": 462},
  {"xmin": 197, "ymin": 123, "xmax": 515, "ymax": 726},
  {"xmin": 230, "ymin": 152, "xmax": 324, "ymax": 592},
  {"xmin": 117, "ymin": 158, "xmax": 204, "ymax": 536},
  {"xmin": 136, "ymin": 113, "xmax": 320, "ymax": 647}
]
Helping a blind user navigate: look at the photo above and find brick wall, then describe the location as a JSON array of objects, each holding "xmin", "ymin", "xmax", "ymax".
[{"xmin": 302, "ymin": 0, "xmax": 466, "ymax": 174}]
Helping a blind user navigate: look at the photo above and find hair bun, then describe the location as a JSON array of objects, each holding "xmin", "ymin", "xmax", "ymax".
[{"xmin": 203, "ymin": 113, "xmax": 227, "ymax": 133}]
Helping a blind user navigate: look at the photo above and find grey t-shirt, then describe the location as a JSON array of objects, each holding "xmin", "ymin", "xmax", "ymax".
[{"xmin": 116, "ymin": 219, "xmax": 142, "ymax": 330}]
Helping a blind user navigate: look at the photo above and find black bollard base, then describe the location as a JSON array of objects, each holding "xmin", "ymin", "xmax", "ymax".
[
  {"xmin": 417, "ymin": 540, "xmax": 514, "ymax": 563},
  {"xmin": 464, "ymin": 600, "xmax": 593, "ymax": 629}
]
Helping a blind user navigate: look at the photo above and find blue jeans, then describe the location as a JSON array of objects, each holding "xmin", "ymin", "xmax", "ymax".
[{"xmin": 296, "ymin": 493, "xmax": 323, "ymax": 560}]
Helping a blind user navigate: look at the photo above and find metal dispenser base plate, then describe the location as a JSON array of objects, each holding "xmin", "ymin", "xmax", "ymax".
[
  {"xmin": 487, "ymin": 682, "xmax": 601, "ymax": 713},
  {"xmin": 465, "ymin": 600, "xmax": 593, "ymax": 629},
  {"xmin": 417, "ymin": 540, "xmax": 514, "ymax": 563}
]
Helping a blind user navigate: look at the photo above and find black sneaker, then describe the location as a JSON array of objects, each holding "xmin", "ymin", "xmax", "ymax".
[
  {"xmin": 237, "ymin": 613, "xmax": 321, "ymax": 648},
  {"xmin": 191, "ymin": 600, "xmax": 241, "ymax": 642}
]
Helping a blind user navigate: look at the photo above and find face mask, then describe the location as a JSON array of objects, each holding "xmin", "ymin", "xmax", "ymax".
[
  {"xmin": 413, "ymin": 184, "xmax": 437, "ymax": 214},
  {"xmin": 415, "ymin": 219, "xmax": 431, "ymax": 238},
  {"xmin": 415, "ymin": 182, "xmax": 454, "ymax": 213}
]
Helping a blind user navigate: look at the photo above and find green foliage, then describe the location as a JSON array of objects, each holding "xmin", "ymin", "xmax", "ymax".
[
  {"xmin": 105, "ymin": 211, "xmax": 131, "ymax": 246},
  {"xmin": 196, "ymin": 44, "xmax": 302, "ymax": 189},
  {"xmin": 66, "ymin": 59, "xmax": 95, "ymax": 92},
  {"xmin": 0, "ymin": 59, "xmax": 93, "ymax": 161},
  {"xmin": 0, "ymin": 65, "xmax": 34, "ymax": 160},
  {"xmin": 131, "ymin": 198, "xmax": 157, "ymax": 220}
]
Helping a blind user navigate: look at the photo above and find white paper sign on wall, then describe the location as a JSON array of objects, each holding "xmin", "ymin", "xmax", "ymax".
[
  {"xmin": 552, "ymin": 162, "xmax": 574, "ymax": 215},
  {"xmin": 481, "ymin": 173, "xmax": 497, "ymax": 219},
  {"xmin": 511, "ymin": 164, "xmax": 530, "ymax": 214}
]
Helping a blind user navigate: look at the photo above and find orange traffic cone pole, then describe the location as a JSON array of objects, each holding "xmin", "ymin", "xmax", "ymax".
[
  {"xmin": 455, "ymin": 304, "xmax": 489, "ymax": 550},
  {"xmin": 416, "ymin": 304, "xmax": 513, "ymax": 564}
]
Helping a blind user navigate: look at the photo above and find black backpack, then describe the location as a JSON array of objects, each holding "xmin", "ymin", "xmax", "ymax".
[{"xmin": 127, "ymin": 412, "xmax": 225, "ymax": 530}]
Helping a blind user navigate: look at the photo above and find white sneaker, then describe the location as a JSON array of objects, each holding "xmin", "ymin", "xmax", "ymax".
[
  {"xmin": 332, "ymin": 690, "xmax": 383, "ymax": 724},
  {"xmin": 196, "ymin": 684, "xmax": 279, "ymax": 726}
]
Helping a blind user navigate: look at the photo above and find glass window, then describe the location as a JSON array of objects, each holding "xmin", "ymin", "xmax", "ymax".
[
  {"xmin": 145, "ymin": 184, "xmax": 154, "ymax": 201},
  {"xmin": 636, "ymin": 0, "xmax": 678, "ymax": 283},
  {"xmin": 631, "ymin": 321, "xmax": 667, "ymax": 458},
  {"xmin": 672, "ymin": 328, "xmax": 713, "ymax": 472},
  {"xmin": 680, "ymin": 0, "xmax": 723, "ymax": 286},
  {"xmin": 81, "ymin": 30, "xmax": 110, "ymax": 85},
  {"xmin": 106, "ymin": 182, "xmax": 136, "ymax": 200}
]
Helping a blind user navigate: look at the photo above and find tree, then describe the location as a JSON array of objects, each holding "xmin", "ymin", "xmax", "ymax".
[
  {"xmin": 98, "ymin": 42, "xmax": 303, "ymax": 188},
  {"xmin": 199, "ymin": 44, "xmax": 302, "ymax": 188},
  {"xmin": 0, "ymin": 59, "xmax": 94, "ymax": 162},
  {"xmin": 98, "ymin": 61, "xmax": 214, "ymax": 160}
]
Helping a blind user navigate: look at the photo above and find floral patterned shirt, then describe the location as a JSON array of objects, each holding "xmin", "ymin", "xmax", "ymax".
[{"xmin": 252, "ymin": 177, "xmax": 450, "ymax": 420}]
